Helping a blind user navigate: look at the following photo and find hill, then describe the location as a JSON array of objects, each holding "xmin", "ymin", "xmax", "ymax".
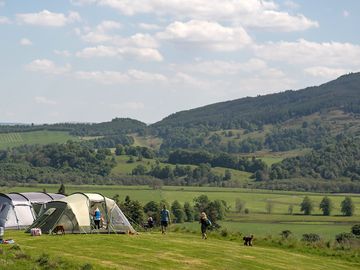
[{"xmin": 153, "ymin": 72, "xmax": 360, "ymax": 130}]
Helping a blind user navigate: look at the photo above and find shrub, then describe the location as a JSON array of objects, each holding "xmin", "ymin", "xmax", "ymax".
[
  {"xmin": 280, "ymin": 230, "xmax": 292, "ymax": 239},
  {"xmin": 351, "ymin": 224, "xmax": 360, "ymax": 236},
  {"xmin": 302, "ymin": 233, "xmax": 321, "ymax": 243},
  {"xmin": 14, "ymin": 252, "xmax": 30, "ymax": 260},
  {"xmin": 336, "ymin": 232, "xmax": 355, "ymax": 243},
  {"xmin": 82, "ymin": 263, "xmax": 93, "ymax": 270},
  {"xmin": 244, "ymin": 208, "xmax": 250, "ymax": 214},
  {"xmin": 10, "ymin": 244, "xmax": 21, "ymax": 251},
  {"xmin": 220, "ymin": 228, "xmax": 229, "ymax": 237}
]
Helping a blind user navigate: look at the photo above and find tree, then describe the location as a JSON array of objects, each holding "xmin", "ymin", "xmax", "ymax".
[
  {"xmin": 143, "ymin": 201, "xmax": 159, "ymax": 224},
  {"xmin": 132, "ymin": 164, "xmax": 147, "ymax": 175},
  {"xmin": 183, "ymin": 202, "xmax": 194, "ymax": 222},
  {"xmin": 115, "ymin": 144, "xmax": 124, "ymax": 155},
  {"xmin": 319, "ymin": 196, "xmax": 333, "ymax": 216},
  {"xmin": 300, "ymin": 196, "xmax": 314, "ymax": 215},
  {"xmin": 171, "ymin": 200, "xmax": 185, "ymax": 223},
  {"xmin": 341, "ymin": 197, "xmax": 355, "ymax": 216},
  {"xmin": 235, "ymin": 199, "xmax": 246, "ymax": 213},
  {"xmin": 265, "ymin": 200, "xmax": 274, "ymax": 214},
  {"xmin": 57, "ymin": 183, "xmax": 66, "ymax": 195},
  {"xmin": 223, "ymin": 170, "xmax": 232, "ymax": 180},
  {"xmin": 120, "ymin": 196, "xmax": 144, "ymax": 226}
]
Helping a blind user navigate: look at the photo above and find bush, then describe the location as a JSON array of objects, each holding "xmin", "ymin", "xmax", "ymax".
[
  {"xmin": 336, "ymin": 232, "xmax": 355, "ymax": 243},
  {"xmin": 351, "ymin": 224, "xmax": 360, "ymax": 236},
  {"xmin": 220, "ymin": 228, "xmax": 229, "ymax": 237},
  {"xmin": 280, "ymin": 230, "xmax": 292, "ymax": 239},
  {"xmin": 81, "ymin": 263, "xmax": 93, "ymax": 270},
  {"xmin": 244, "ymin": 208, "xmax": 250, "ymax": 214},
  {"xmin": 302, "ymin": 233, "xmax": 321, "ymax": 243}
]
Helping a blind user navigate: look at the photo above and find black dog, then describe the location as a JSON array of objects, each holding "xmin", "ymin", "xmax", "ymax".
[
  {"xmin": 52, "ymin": 225, "xmax": 65, "ymax": 235},
  {"xmin": 243, "ymin": 235, "xmax": 254, "ymax": 246}
]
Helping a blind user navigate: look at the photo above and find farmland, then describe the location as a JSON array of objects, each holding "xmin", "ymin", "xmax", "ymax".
[{"xmin": 0, "ymin": 131, "xmax": 80, "ymax": 149}]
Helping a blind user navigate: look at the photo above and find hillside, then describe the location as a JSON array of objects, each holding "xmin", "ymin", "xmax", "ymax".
[{"xmin": 153, "ymin": 72, "xmax": 360, "ymax": 129}]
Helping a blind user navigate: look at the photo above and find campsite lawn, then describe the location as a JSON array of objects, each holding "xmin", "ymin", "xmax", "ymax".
[{"xmin": 1, "ymin": 231, "xmax": 359, "ymax": 270}]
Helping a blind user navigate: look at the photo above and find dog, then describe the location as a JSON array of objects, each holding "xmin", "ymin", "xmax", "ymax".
[
  {"xmin": 52, "ymin": 225, "xmax": 65, "ymax": 235},
  {"xmin": 243, "ymin": 235, "xmax": 254, "ymax": 246}
]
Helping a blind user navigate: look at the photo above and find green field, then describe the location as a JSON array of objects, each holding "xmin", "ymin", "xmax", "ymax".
[
  {"xmin": 2, "ymin": 185, "xmax": 359, "ymax": 241},
  {"xmin": 1, "ymin": 231, "xmax": 359, "ymax": 270},
  {"xmin": 0, "ymin": 131, "xmax": 79, "ymax": 149}
]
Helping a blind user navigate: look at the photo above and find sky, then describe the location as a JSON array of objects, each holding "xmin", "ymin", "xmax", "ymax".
[{"xmin": 1, "ymin": 0, "xmax": 360, "ymax": 124}]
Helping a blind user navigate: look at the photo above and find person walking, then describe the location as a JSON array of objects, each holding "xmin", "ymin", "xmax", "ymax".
[
  {"xmin": 199, "ymin": 212, "xmax": 211, "ymax": 239},
  {"xmin": 160, "ymin": 205, "xmax": 170, "ymax": 234}
]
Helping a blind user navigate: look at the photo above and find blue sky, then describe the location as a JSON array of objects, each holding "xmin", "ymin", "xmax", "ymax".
[{"xmin": 1, "ymin": 0, "xmax": 359, "ymax": 124}]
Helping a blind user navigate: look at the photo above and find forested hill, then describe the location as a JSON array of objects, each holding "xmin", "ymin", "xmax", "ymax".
[
  {"xmin": 0, "ymin": 117, "xmax": 147, "ymax": 136},
  {"xmin": 153, "ymin": 72, "xmax": 360, "ymax": 130}
]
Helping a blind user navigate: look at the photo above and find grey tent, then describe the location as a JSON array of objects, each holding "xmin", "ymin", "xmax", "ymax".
[
  {"xmin": 0, "ymin": 192, "xmax": 65, "ymax": 229},
  {"xmin": 28, "ymin": 193, "xmax": 136, "ymax": 234}
]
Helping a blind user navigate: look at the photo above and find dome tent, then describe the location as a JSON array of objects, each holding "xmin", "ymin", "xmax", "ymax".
[
  {"xmin": 0, "ymin": 192, "xmax": 65, "ymax": 229},
  {"xmin": 28, "ymin": 193, "xmax": 136, "ymax": 234}
]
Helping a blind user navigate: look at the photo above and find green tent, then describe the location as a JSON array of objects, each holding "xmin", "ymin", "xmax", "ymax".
[{"xmin": 28, "ymin": 193, "xmax": 136, "ymax": 234}]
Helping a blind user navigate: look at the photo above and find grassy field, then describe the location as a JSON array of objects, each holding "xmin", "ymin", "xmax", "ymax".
[
  {"xmin": 1, "ymin": 231, "xmax": 359, "ymax": 270},
  {"xmin": 110, "ymin": 156, "xmax": 253, "ymax": 182},
  {"xmin": 2, "ymin": 185, "xmax": 359, "ymax": 241},
  {"xmin": 0, "ymin": 131, "xmax": 80, "ymax": 149}
]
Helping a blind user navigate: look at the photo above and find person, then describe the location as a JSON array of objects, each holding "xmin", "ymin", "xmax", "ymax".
[
  {"xmin": 147, "ymin": 216, "xmax": 154, "ymax": 229},
  {"xmin": 94, "ymin": 207, "xmax": 101, "ymax": 229},
  {"xmin": 199, "ymin": 212, "xmax": 210, "ymax": 239},
  {"xmin": 160, "ymin": 205, "xmax": 170, "ymax": 234}
]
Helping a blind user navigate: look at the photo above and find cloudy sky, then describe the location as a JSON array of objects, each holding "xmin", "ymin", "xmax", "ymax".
[{"xmin": 1, "ymin": 0, "xmax": 360, "ymax": 124}]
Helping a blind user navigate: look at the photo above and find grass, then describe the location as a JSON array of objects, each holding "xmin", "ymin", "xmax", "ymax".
[
  {"xmin": 1, "ymin": 230, "xmax": 359, "ymax": 270},
  {"xmin": 0, "ymin": 131, "xmax": 80, "ymax": 149}
]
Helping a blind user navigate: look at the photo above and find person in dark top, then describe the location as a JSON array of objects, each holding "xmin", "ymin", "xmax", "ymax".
[
  {"xmin": 199, "ymin": 212, "xmax": 210, "ymax": 239},
  {"xmin": 160, "ymin": 205, "xmax": 170, "ymax": 234}
]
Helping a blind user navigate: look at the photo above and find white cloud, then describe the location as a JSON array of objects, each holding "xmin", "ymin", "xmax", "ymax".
[
  {"xmin": 236, "ymin": 10, "xmax": 318, "ymax": 32},
  {"xmin": 34, "ymin": 96, "xmax": 57, "ymax": 105},
  {"xmin": 20, "ymin": 38, "xmax": 32, "ymax": 46},
  {"xmin": 0, "ymin": 1, "xmax": 5, "ymax": 7},
  {"xmin": 304, "ymin": 66, "xmax": 350, "ymax": 79},
  {"xmin": 95, "ymin": 20, "xmax": 122, "ymax": 32},
  {"xmin": 0, "ymin": 16, "xmax": 10, "ymax": 24},
  {"xmin": 112, "ymin": 102, "xmax": 145, "ymax": 110},
  {"xmin": 157, "ymin": 20, "xmax": 252, "ymax": 51},
  {"xmin": 26, "ymin": 59, "xmax": 71, "ymax": 75},
  {"xmin": 94, "ymin": 0, "xmax": 317, "ymax": 32},
  {"xmin": 138, "ymin": 23, "xmax": 161, "ymax": 30},
  {"xmin": 70, "ymin": 0, "xmax": 96, "ymax": 6},
  {"xmin": 54, "ymin": 50, "xmax": 71, "ymax": 57},
  {"xmin": 75, "ymin": 69, "xmax": 167, "ymax": 84},
  {"xmin": 255, "ymin": 39, "xmax": 360, "ymax": 67},
  {"xmin": 343, "ymin": 10, "xmax": 350, "ymax": 18},
  {"xmin": 283, "ymin": 0, "xmax": 300, "ymax": 10},
  {"xmin": 174, "ymin": 58, "xmax": 267, "ymax": 75},
  {"xmin": 16, "ymin": 10, "xmax": 81, "ymax": 27},
  {"xmin": 76, "ymin": 45, "xmax": 163, "ymax": 61}
]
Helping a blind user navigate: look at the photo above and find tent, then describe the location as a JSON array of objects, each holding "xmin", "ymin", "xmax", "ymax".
[
  {"xmin": 28, "ymin": 193, "xmax": 136, "ymax": 234},
  {"xmin": 0, "ymin": 192, "xmax": 65, "ymax": 229}
]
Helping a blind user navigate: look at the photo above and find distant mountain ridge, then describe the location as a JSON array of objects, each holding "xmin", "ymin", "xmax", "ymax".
[{"xmin": 152, "ymin": 72, "xmax": 360, "ymax": 130}]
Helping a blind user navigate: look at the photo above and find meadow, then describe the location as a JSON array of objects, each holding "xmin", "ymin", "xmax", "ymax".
[
  {"xmin": 0, "ymin": 131, "xmax": 79, "ymax": 149},
  {"xmin": 1, "ymin": 230, "xmax": 359, "ymax": 270},
  {"xmin": 2, "ymin": 185, "xmax": 359, "ymax": 240}
]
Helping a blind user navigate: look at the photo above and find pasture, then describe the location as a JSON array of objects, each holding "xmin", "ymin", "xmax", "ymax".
[
  {"xmin": 0, "ymin": 131, "xmax": 79, "ymax": 149},
  {"xmin": 1, "ymin": 230, "xmax": 359, "ymax": 270},
  {"xmin": 2, "ymin": 185, "xmax": 359, "ymax": 240}
]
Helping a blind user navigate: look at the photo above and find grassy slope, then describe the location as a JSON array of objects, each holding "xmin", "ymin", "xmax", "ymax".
[
  {"xmin": 110, "ymin": 156, "xmax": 253, "ymax": 182},
  {"xmin": 0, "ymin": 131, "xmax": 80, "ymax": 149},
  {"xmin": 2, "ymin": 231, "xmax": 359, "ymax": 270}
]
